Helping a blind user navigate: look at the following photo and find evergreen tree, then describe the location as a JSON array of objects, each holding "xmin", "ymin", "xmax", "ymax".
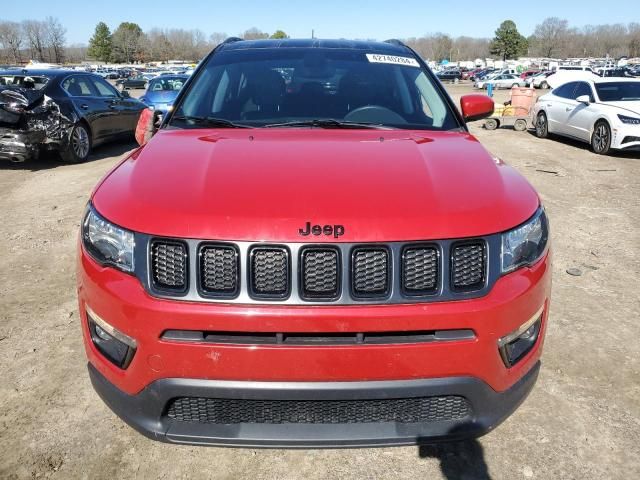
[
  {"xmin": 490, "ymin": 20, "xmax": 528, "ymax": 60},
  {"xmin": 87, "ymin": 22, "xmax": 112, "ymax": 62}
]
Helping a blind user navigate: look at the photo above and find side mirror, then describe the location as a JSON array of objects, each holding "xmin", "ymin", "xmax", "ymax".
[
  {"xmin": 460, "ymin": 94, "xmax": 494, "ymax": 122},
  {"xmin": 135, "ymin": 108, "xmax": 160, "ymax": 146},
  {"xmin": 120, "ymin": 90, "xmax": 131, "ymax": 98},
  {"xmin": 576, "ymin": 95, "xmax": 590, "ymax": 105}
]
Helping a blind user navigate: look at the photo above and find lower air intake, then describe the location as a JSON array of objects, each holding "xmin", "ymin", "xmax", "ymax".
[{"xmin": 166, "ymin": 395, "xmax": 472, "ymax": 424}]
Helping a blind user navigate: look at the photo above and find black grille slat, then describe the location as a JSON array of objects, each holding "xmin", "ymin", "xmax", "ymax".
[
  {"xmin": 200, "ymin": 245, "xmax": 239, "ymax": 296},
  {"xmin": 301, "ymin": 248, "xmax": 340, "ymax": 299},
  {"xmin": 167, "ymin": 395, "xmax": 472, "ymax": 424},
  {"xmin": 352, "ymin": 248, "xmax": 390, "ymax": 297},
  {"xmin": 151, "ymin": 241, "xmax": 187, "ymax": 290},
  {"xmin": 250, "ymin": 247, "xmax": 290, "ymax": 297},
  {"xmin": 403, "ymin": 246, "xmax": 439, "ymax": 294},
  {"xmin": 451, "ymin": 243, "xmax": 486, "ymax": 290}
]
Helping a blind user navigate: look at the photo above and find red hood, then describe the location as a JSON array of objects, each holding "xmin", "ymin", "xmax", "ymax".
[{"xmin": 93, "ymin": 129, "xmax": 539, "ymax": 242}]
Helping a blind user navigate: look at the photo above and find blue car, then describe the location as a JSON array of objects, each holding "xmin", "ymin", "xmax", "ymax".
[{"xmin": 139, "ymin": 75, "xmax": 188, "ymax": 113}]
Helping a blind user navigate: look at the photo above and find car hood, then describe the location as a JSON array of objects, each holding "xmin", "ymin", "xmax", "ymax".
[
  {"xmin": 93, "ymin": 129, "xmax": 539, "ymax": 242},
  {"xmin": 603, "ymin": 101, "xmax": 640, "ymax": 116}
]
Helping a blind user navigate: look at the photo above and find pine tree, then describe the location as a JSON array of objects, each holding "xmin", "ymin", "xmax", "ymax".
[
  {"xmin": 490, "ymin": 20, "xmax": 528, "ymax": 61},
  {"xmin": 87, "ymin": 22, "xmax": 112, "ymax": 62}
]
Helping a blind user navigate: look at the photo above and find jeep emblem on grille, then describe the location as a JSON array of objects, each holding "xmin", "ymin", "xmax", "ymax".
[{"xmin": 299, "ymin": 222, "xmax": 344, "ymax": 238}]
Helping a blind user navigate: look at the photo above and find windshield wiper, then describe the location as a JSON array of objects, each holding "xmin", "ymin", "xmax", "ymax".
[
  {"xmin": 264, "ymin": 119, "xmax": 394, "ymax": 129},
  {"xmin": 170, "ymin": 115, "xmax": 251, "ymax": 128}
]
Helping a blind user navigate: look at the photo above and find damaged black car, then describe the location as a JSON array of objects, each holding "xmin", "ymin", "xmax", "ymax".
[{"xmin": 0, "ymin": 69, "xmax": 146, "ymax": 163}]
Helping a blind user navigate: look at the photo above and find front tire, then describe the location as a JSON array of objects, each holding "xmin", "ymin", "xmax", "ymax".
[
  {"xmin": 591, "ymin": 120, "xmax": 612, "ymax": 155},
  {"xmin": 540, "ymin": 81, "xmax": 549, "ymax": 89},
  {"xmin": 59, "ymin": 123, "xmax": 91, "ymax": 163},
  {"xmin": 535, "ymin": 112, "xmax": 549, "ymax": 138}
]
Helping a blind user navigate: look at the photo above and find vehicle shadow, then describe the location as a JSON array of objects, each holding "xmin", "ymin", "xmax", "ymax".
[
  {"xmin": 1, "ymin": 139, "xmax": 138, "ymax": 172},
  {"xmin": 418, "ymin": 439, "xmax": 491, "ymax": 480},
  {"xmin": 526, "ymin": 129, "xmax": 640, "ymax": 159}
]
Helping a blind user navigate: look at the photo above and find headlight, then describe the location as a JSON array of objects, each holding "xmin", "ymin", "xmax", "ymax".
[
  {"xmin": 82, "ymin": 205, "xmax": 135, "ymax": 273},
  {"xmin": 618, "ymin": 114, "xmax": 640, "ymax": 125},
  {"xmin": 501, "ymin": 208, "xmax": 549, "ymax": 273}
]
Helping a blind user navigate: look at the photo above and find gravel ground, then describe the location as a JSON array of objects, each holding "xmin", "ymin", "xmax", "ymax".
[{"xmin": 0, "ymin": 84, "xmax": 639, "ymax": 479}]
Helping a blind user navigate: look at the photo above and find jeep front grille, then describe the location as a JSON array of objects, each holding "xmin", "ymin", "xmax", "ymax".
[
  {"xmin": 250, "ymin": 247, "xmax": 290, "ymax": 298},
  {"xmin": 199, "ymin": 244, "xmax": 239, "ymax": 296},
  {"xmin": 151, "ymin": 241, "xmax": 187, "ymax": 291},
  {"xmin": 352, "ymin": 248, "xmax": 390, "ymax": 297},
  {"xmin": 144, "ymin": 237, "xmax": 496, "ymax": 305},
  {"xmin": 451, "ymin": 242, "xmax": 486, "ymax": 291},
  {"xmin": 402, "ymin": 245, "xmax": 439, "ymax": 295},
  {"xmin": 300, "ymin": 248, "xmax": 340, "ymax": 299}
]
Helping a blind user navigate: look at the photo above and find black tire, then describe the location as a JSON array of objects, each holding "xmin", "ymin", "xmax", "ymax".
[
  {"xmin": 484, "ymin": 118, "xmax": 499, "ymax": 130},
  {"xmin": 512, "ymin": 83, "xmax": 520, "ymax": 88},
  {"xmin": 514, "ymin": 119, "xmax": 528, "ymax": 131},
  {"xmin": 535, "ymin": 112, "xmax": 549, "ymax": 138},
  {"xmin": 591, "ymin": 120, "xmax": 612, "ymax": 155},
  {"xmin": 59, "ymin": 123, "xmax": 91, "ymax": 163},
  {"xmin": 541, "ymin": 81, "xmax": 549, "ymax": 89}
]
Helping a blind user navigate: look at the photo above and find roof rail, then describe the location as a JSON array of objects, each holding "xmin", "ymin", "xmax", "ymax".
[
  {"xmin": 223, "ymin": 37, "xmax": 244, "ymax": 45},
  {"xmin": 384, "ymin": 39, "xmax": 407, "ymax": 48}
]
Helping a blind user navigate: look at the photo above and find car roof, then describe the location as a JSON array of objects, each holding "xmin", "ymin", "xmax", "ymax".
[{"xmin": 217, "ymin": 38, "xmax": 410, "ymax": 55}]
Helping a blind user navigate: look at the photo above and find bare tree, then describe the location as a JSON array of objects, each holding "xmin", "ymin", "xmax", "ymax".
[
  {"xmin": 44, "ymin": 16, "xmax": 66, "ymax": 63},
  {"xmin": 0, "ymin": 21, "xmax": 24, "ymax": 64},
  {"xmin": 532, "ymin": 17, "xmax": 569, "ymax": 58},
  {"xmin": 22, "ymin": 20, "xmax": 46, "ymax": 61},
  {"xmin": 242, "ymin": 28, "xmax": 269, "ymax": 40},
  {"xmin": 209, "ymin": 32, "xmax": 227, "ymax": 48}
]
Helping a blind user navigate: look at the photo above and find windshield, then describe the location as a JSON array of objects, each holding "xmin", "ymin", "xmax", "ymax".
[
  {"xmin": 148, "ymin": 77, "xmax": 186, "ymax": 91},
  {"xmin": 595, "ymin": 81, "xmax": 640, "ymax": 101},
  {"xmin": 169, "ymin": 47, "xmax": 459, "ymax": 130}
]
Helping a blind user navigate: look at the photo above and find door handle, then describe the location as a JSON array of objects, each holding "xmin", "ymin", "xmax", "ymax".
[
  {"xmin": 565, "ymin": 107, "xmax": 573, "ymax": 112},
  {"xmin": 80, "ymin": 104, "xmax": 89, "ymax": 110},
  {"xmin": 109, "ymin": 104, "xmax": 117, "ymax": 110}
]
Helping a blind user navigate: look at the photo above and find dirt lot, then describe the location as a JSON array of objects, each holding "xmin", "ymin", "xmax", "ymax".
[{"xmin": 1, "ymin": 83, "xmax": 639, "ymax": 479}]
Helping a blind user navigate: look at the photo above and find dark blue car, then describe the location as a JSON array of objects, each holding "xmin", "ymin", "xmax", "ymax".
[{"xmin": 139, "ymin": 75, "xmax": 188, "ymax": 114}]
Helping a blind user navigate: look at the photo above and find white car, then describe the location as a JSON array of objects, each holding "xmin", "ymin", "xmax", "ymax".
[
  {"xmin": 533, "ymin": 78, "xmax": 640, "ymax": 154},
  {"xmin": 527, "ymin": 72, "xmax": 553, "ymax": 89},
  {"xmin": 475, "ymin": 74, "xmax": 523, "ymax": 90}
]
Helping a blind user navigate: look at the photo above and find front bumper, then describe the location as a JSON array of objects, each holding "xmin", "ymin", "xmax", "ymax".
[
  {"xmin": 611, "ymin": 123, "xmax": 640, "ymax": 150},
  {"xmin": 89, "ymin": 360, "xmax": 540, "ymax": 447}
]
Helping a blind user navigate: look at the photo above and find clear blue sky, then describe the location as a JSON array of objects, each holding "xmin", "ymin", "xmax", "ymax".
[{"xmin": 2, "ymin": 0, "xmax": 637, "ymax": 45}]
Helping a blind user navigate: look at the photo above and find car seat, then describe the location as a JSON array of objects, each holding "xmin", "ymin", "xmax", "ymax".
[{"xmin": 242, "ymin": 69, "xmax": 285, "ymax": 120}]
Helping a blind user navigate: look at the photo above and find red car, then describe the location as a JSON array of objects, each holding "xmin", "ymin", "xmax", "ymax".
[
  {"xmin": 78, "ymin": 38, "xmax": 551, "ymax": 447},
  {"xmin": 520, "ymin": 69, "xmax": 540, "ymax": 80}
]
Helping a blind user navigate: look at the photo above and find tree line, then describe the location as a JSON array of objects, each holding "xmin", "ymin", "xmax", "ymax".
[
  {"xmin": 85, "ymin": 24, "xmax": 288, "ymax": 63},
  {"xmin": 1, "ymin": 17, "xmax": 640, "ymax": 65},
  {"xmin": 406, "ymin": 18, "xmax": 640, "ymax": 63},
  {"xmin": 0, "ymin": 17, "xmax": 67, "ymax": 64}
]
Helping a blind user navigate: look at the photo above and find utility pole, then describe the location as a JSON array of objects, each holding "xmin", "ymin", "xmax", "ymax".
[{"xmin": 311, "ymin": 29, "xmax": 315, "ymax": 39}]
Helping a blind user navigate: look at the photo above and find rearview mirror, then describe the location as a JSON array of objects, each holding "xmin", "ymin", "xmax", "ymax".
[
  {"xmin": 460, "ymin": 94, "xmax": 494, "ymax": 122},
  {"xmin": 576, "ymin": 95, "xmax": 590, "ymax": 105}
]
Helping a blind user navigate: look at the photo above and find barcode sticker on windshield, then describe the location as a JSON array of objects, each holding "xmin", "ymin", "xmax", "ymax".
[{"xmin": 366, "ymin": 54, "xmax": 420, "ymax": 67}]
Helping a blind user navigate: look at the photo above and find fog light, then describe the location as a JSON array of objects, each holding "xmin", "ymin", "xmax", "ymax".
[
  {"xmin": 86, "ymin": 305, "xmax": 136, "ymax": 369},
  {"xmin": 498, "ymin": 307, "xmax": 543, "ymax": 368}
]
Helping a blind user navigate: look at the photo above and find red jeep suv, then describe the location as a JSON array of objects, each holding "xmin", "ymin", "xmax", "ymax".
[{"xmin": 78, "ymin": 38, "xmax": 551, "ymax": 447}]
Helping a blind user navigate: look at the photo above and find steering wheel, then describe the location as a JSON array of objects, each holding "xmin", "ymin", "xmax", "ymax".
[{"xmin": 344, "ymin": 105, "xmax": 407, "ymax": 124}]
